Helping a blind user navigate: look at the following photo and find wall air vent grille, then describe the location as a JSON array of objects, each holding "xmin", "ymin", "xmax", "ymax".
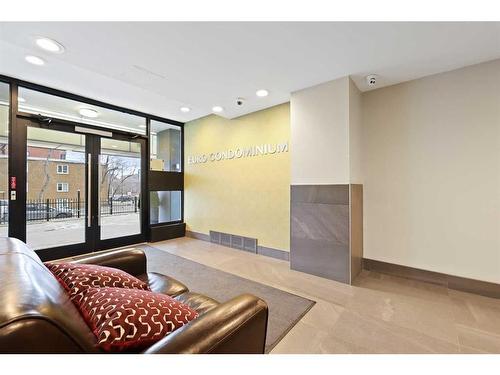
[
  {"xmin": 243, "ymin": 237, "xmax": 258, "ymax": 253},
  {"xmin": 209, "ymin": 231, "xmax": 220, "ymax": 243},
  {"xmin": 231, "ymin": 235, "xmax": 244, "ymax": 250},
  {"xmin": 209, "ymin": 230, "xmax": 257, "ymax": 254},
  {"xmin": 220, "ymin": 233, "xmax": 231, "ymax": 247}
]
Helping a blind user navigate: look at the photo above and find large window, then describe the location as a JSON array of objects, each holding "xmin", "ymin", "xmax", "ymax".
[
  {"xmin": 150, "ymin": 120, "xmax": 181, "ymax": 172},
  {"xmin": 0, "ymin": 82, "xmax": 9, "ymax": 236},
  {"xmin": 150, "ymin": 191, "xmax": 181, "ymax": 224},
  {"xmin": 3, "ymin": 76, "xmax": 184, "ymax": 248}
]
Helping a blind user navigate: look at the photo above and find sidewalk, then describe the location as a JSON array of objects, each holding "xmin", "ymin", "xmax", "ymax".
[{"xmin": 0, "ymin": 213, "xmax": 141, "ymax": 250}]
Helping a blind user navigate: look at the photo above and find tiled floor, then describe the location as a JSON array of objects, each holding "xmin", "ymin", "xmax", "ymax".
[{"xmin": 149, "ymin": 237, "xmax": 500, "ymax": 354}]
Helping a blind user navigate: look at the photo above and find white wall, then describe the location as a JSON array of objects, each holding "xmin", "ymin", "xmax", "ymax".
[
  {"xmin": 349, "ymin": 78, "xmax": 363, "ymax": 184},
  {"xmin": 362, "ymin": 59, "xmax": 500, "ymax": 283},
  {"xmin": 291, "ymin": 77, "xmax": 350, "ymax": 184}
]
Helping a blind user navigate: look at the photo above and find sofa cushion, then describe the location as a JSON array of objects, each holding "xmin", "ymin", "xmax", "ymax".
[
  {"xmin": 138, "ymin": 272, "xmax": 188, "ymax": 297},
  {"xmin": 78, "ymin": 287, "xmax": 199, "ymax": 352},
  {"xmin": 45, "ymin": 262, "xmax": 150, "ymax": 303}
]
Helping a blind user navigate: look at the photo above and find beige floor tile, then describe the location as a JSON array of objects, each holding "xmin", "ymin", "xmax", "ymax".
[
  {"xmin": 449, "ymin": 290, "xmax": 500, "ymax": 336},
  {"xmin": 354, "ymin": 271, "xmax": 450, "ymax": 304},
  {"xmin": 298, "ymin": 299, "xmax": 344, "ymax": 330},
  {"xmin": 270, "ymin": 320, "xmax": 371, "ymax": 354},
  {"xmin": 220, "ymin": 258, "xmax": 356, "ymax": 308},
  {"xmin": 456, "ymin": 325, "xmax": 500, "ymax": 353},
  {"xmin": 330, "ymin": 310, "xmax": 461, "ymax": 354},
  {"xmin": 148, "ymin": 238, "xmax": 498, "ymax": 354},
  {"xmin": 459, "ymin": 345, "xmax": 489, "ymax": 354},
  {"xmin": 270, "ymin": 321, "xmax": 330, "ymax": 354},
  {"xmin": 347, "ymin": 286, "xmax": 458, "ymax": 344}
]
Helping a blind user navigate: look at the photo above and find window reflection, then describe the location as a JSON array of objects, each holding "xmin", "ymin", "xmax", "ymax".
[
  {"xmin": 150, "ymin": 191, "xmax": 181, "ymax": 224},
  {"xmin": 150, "ymin": 120, "xmax": 181, "ymax": 172}
]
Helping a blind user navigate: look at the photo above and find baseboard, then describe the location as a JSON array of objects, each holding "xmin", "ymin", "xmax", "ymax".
[
  {"xmin": 185, "ymin": 230, "xmax": 210, "ymax": 242},
  {"xmin": 363, "ymin": 258, "xmax": 500, "ymax": 299},
  {"xmin": 257, "ymin": 245, "xmax": 290, "ymax": 261},
  {"xmin": 150, "ymin": 223, "xmax": 186, "ymax": 242},
  {"xmin": 186, "ymin": 230, "xmax": 290, "ymax": 261}
]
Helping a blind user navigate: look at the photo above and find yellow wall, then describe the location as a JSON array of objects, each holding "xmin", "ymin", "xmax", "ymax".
[{"xmin": 184, "ymin": 103, "xmax": 290, "ymax": 251}]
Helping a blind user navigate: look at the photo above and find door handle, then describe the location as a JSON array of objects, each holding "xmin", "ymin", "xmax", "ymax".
[
  {"xmin": 87, "ymin": 153, "xmax": 91, "ymax": 227},
  {"xmin": 97, "ymin": 154, "xmax": 101, "ymax": 226}
]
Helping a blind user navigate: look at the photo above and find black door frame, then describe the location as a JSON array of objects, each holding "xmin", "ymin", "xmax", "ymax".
[
  {"xmin": 92, "ymin": 129, "xmax": 148, "ymax": 253},
  {"xmin": 2, "ymin": 75, "xmax": 185, "ymax": 260},
  {"xmin": 19, "ymin": 117, "xmax": 148, "ymax": 260}
]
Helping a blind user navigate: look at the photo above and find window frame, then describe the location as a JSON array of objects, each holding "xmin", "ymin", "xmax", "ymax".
[
  {"xmin": 149, "ymin": 120, "xmax": 182, "ymax": 173},
  {"xmin": 0, "ymin": 74, "xmax": 185, "ymax": 243},
  {"xmin": 56, "ymin": 182, "xmax": 69, "ymax": 193},
  {"xmin": 56, "ymin": 164, "xmax": 69, "ymax": 174},
  {"xmin": 149, "ymin": 190, "xmax": 182, "ymax": 226}
]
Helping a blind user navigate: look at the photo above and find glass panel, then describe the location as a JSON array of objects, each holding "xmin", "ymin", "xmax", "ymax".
[
  {"xmin": 26, "ymin": 127, "xmax": 86, "ymax": 250},
  {"xmin": 18, "ymin": 87, "xmax": 146, "ymax": 135},
  {"xmin": 150, "ymin": 191, "xmax": 181, "ymax": 224},
  {"xmin": 99, "ymin": 138, "xmax": 141, "ymax": 240},
  {"xmin": 0, "ymin": 82, "xmax": 9, "ymax": 237},
  {"xmin": 150, "ymin": 120, "xmax": 181, "ymax": 172}
]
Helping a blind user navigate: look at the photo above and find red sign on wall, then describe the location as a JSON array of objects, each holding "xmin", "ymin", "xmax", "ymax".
[{"xmin": 10, "ymin": 176, "xmax": 16, "ymax": 190}]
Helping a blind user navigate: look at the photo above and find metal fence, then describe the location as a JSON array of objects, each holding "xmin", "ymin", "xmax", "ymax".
[{"xmin": 0, "ymin": 196, "xmax": 140, "ymax": 224}]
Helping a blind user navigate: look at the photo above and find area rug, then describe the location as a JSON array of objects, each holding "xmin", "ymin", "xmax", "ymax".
[{"xmin": 141, "ymin": 245, "xmax": 315, "ymax": 352}]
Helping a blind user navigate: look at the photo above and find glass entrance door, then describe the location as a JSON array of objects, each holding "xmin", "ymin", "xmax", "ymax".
[
  {"xmin": 26, "ymin": 126, "xmax": 88, "ymax": 251},
  {"xmin": 23, "ymin": 119, "xmax": 146, "ymax": 259},
  {"xmin": 98, "ymin": 138, "xmax": 143, "ymax": 243}
]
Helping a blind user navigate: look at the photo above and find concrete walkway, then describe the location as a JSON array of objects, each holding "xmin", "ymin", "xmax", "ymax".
[{"xmin": 0, "ymin": 213, "xmax": 141, "ymax": 250}]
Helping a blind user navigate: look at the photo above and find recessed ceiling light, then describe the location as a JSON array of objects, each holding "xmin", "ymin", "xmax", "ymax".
[
  {"xmin": 180, "ymin": 106, "xmax": 191, "ymax": 113},
  {"xmin": 18, "ymin": 97, "xmax": 26, "ymax": 103},
  {"xmin": 212, "ymin": 106, "xmax": 223, "ymax": 113},
  {"xmin": 35, "ymin": 37, "xmax": 65, "ymax": 53},
  {"xmin": 139, "ymin": 125, "xmax": 147, "ymax": 129},
  {"xmin": 25, "ymin": 55, "xmax": 45, "ymax": 66},
  {"xmin": 256, "ymin": 89, "xmax": 269, "ymax": 97},
  {"xmin": 78, "ymin": 108, "xmax": 99, "ymax": 118},
  {"xmin": 111, "ymin": 145, "xmax": 118, "ymax": 148}
]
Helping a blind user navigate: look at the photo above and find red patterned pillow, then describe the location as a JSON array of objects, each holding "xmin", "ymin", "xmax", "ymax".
[
  {"xmin": 79, "ymin": 287, "xmax": 199, "ymax": 352},
  {"xmin": 45, "ymin": 262, "xmax": 150, "ymax": 303}
]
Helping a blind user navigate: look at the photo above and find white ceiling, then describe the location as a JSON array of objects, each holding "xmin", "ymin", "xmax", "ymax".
[{"xmin": 1, "ymin": 22, "xmax": 499, "ymax": 122}]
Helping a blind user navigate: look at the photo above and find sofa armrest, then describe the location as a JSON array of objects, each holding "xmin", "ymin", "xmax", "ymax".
[
  {"xmin": 143, "ymin": 294, "xmax": 268, "ymax": 354},
  {"xmin": 59, "ymin": 248, "xmax": 147, "ymax": 276}
]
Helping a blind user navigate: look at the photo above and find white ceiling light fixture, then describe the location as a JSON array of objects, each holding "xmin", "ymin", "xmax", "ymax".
[
  {"xmin": 138, "ymin": 124, "xmax": 147, "ymax": 128},
  {"xmin": 78, "ymin": 108, "xmax": 99, "ymax": 118},
  {"xmin": 18, "ymin": 97, "xmax": 26, "ymax": 103},
  {"xmin": 35, "ymin": 37, "xmax": 65, "ymax": 53},
  {"xmin": 25, "ymin": 55, "xmax": 45, "ymax": 66},
  {"xmin": 212, "ymin": 106, "xmax": 223, "ymax": 113},
  {"xmin": 180, "ymin": 106, "xmax": 191, "ymax": 113},
  {"xmin": 256, "ymin": 89, "xmax": 269, "ymax": 97}
]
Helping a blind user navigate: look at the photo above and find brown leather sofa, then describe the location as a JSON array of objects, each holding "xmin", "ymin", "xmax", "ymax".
[{"xmin": 0, "ymin": 237, "xmax": 268, "ymax": 353}]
